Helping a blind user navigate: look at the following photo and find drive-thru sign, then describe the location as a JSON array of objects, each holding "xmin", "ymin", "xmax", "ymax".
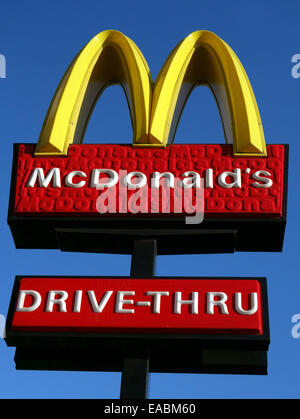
[{"xmin": 6, "ymin": 276, "xmax": 269, "ymax": 374}]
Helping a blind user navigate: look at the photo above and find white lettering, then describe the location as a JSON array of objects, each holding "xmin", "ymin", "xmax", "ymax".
[
  {"xmin": 234, "ymin": 292, "xmax": 258, "ymax": 315},
  {"xmin": 27, "ymin": 168, "xmax": 61, "ymax": 188},
  {"xmin": 174, "ymin": 292, "xmax": 198, "ymax": 314},
  {"xmin": 152, "ymin": 172, "xmax": 174, "ymax": 188},
  {"xmin": 46, "ymin": 291, "xmax": 68, "ymax": 312},
  {"xmin": 73, "ymin": 290, "xmax": 83, "ymax": 313},
  {"xmin": 124, "ymin": 171, "xmax": 147, "ymax": 189},
  {"xmin": 65, "ymin": 171, "xmax": 86, "ymax": 188},
  {"xmin": 218, "ymin": 168, "xmax": 241, "ymax": 188},
  {"xmin": 90, "ymin": 169, "xmax": 118, "ymax": 188},
  {"xmin": 251, "ymin": 170, "xmax": 273, "ymax": 188},
  {"xmin": 145, "ymin": 291, "xmax": 169, "ymax": 313},
  {"xmin": 16, "ymin": 290, "xmax": 41, "ymax": 312},
  {"xmin": 87, "ymin": 290, "xmax": 113, "ymax": 313},
  {"xmin": 181, "ymin": 171, "xmax": 200, "ymax": 188},
  {"xmin": 205, "ymin": 168, "xmax": 214, "ymax": 188},
  {"xmin": 207, "ymin": 292, "xmax": 229, "ymax": 315},
  {"xmin": 115, "ymin": 291, "xmax": 135, "ymax": 314}
]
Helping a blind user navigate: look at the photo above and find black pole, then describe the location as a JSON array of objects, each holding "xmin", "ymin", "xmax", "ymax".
[
  {"xmin": 120, "ymin": 239, "xmax": 157, "ymax": 399},
  {"xmin": 120, "ymin": 350, "xmax": 150, "ymax": 399},
  {"xmin": 130, "ymin": 239, "xmax": 157, "ymax": 278}
]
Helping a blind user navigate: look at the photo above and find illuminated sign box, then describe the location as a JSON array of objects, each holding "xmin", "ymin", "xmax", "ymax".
[
  {"xmin": 5, "ymin": 276, "xmax": 269, "ymax": 374},
  {"xmin": 8, "ymin": 143, "xmax": 288, "ymax": 254}
]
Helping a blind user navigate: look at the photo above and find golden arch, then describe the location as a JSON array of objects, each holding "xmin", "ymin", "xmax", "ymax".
[{"xmin": 35, "ymin": 30, "xmax": 266, "ymax": 157}]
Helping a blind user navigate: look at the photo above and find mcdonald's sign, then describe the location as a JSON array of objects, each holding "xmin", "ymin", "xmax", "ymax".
[
  {"xmin": 5, "ymin": 276, "xmax": 269, "ymax": 374},
  {"xmin": 8, "ymin": 30, "xmax": 288, "ymax": 255}
]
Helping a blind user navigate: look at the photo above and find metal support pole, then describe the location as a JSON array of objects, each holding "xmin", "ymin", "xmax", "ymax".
[
  {"xmin": 130, "ymin": 239, "xmax": 157, "ymax": 278},
  {"xmin": 120, "ymin": 350, "xmax": 150, "ymax": 399},
  {"xmin": 120, "ymin": 240, "xmax": 157, "ymax": 399}
]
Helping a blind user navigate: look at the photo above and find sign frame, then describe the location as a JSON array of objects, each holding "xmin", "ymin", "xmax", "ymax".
[
  {"xmin": 7, "ymin": 143, "xmax": 289, "ymax": 255},
  {"xmin": 5, "ymin": 276, "xmax": 270, "ymax": 374}
]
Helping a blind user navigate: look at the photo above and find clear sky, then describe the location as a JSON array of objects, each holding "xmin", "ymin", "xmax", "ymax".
[{"xmin": 0, "ymin": 0, "xmax": 300, "ymax": 399}]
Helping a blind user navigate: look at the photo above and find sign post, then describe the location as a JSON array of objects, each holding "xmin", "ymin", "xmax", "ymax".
[{"xmin": 121, "ymin": 240, "xmax": 156, "ymax": 399}]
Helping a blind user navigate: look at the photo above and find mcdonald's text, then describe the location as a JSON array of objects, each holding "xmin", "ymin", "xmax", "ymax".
[{"xmin": 12, "ymin": 143, "xmax": 285, "ymax": 217}]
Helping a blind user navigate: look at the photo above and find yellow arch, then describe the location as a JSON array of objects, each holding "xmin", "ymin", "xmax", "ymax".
[
  {"xmin": 35, "ymin": 30, "xmax": 153, "ymax": 155},
  {"xmin": 145, "ymin": 30, "xmax": 266, "ymax": 156},
  {"xmin": 35, "ymin": 30, "xmax": 266, "ymax": 156}
]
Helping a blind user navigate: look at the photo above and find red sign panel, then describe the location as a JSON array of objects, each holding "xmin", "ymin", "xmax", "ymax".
[
  {"xmin": 11, "ymin": 277, "xmax": 264, "ymax": 335},
  {"xmin": 13, "ymin": 144, "xmax": 285, "ymax": 218}
]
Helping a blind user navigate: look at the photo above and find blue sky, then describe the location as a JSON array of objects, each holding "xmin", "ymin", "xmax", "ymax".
[{"xmin": 0, "ymin": 0, "xmax": 300, "ymax": 399}]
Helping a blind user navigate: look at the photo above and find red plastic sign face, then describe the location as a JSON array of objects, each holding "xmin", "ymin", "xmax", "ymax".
[
  {"xmin": 11, "ymin": 277, "xmax": 264, "ymax": 335},
  {"xmin": 12, "ymin": 144, "xmax": 285, "ymax": 218}
]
